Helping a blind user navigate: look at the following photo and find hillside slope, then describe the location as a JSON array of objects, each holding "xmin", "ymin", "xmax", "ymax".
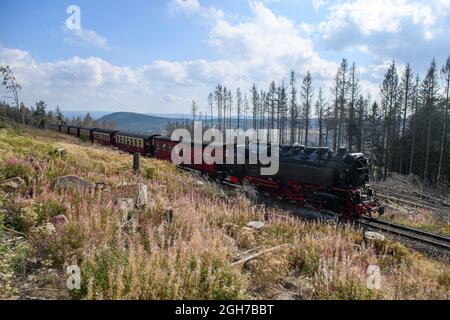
[{"xmin": 0, "ymin": 121, "xmax": 448, "ymax": 300}]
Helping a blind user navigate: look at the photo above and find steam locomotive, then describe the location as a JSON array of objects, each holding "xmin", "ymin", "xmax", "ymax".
[{"xmin": 49, "ymin": 124, "xmax": 384, "ymax": 218}]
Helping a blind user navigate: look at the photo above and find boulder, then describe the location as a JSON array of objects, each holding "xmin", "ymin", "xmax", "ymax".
[
  {"xmin": 1, "ymin": 177, "xmax": 25, "ymax": 192},
  {"xmin": 51, "ymin": 215, "xmax": 67, "ymax": 234},
  {"xmin": 117, "ymin": 198, "xmax": 135, "ymax": 222},
  {"xmin": 196, "ymin": 180, "xmax": 205, "ymax": 187},
  {"xmin": 136, "ymin": 183, "xmax": 148, "ymax": 209},
  {"xmin": 247, "ymin": 221, "xmax": 265, "ymax": 230},
  {"xmin": 54, "ymin": 175, "xmax": 96, "ymax": 192},
  {"xmin": 364, "ymin": 231, "xmax": 386, "ymax": 247}
]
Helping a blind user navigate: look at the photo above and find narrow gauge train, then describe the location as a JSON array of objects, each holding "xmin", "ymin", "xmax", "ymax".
[{"xmin": 49, "ymin": 124, "xmax": 383, "ymax": 218}]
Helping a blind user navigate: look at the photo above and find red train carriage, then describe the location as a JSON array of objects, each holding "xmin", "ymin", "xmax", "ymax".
[
  {"xmin": 115, "ymin": 132, "xmax": 161, "ymax": 156},
  {"xmin": 49, "ymin": 124, "xmax": 60, "ymax": 132},
  {"xmin": 59, "ymin": 125, "xmax": 70, "ymax": 134},
  {"xmin": 153, "ymin": 136, "xmax": 179, "ymax": 161},
  {"xmin": 79, "ymin": 127, "xmax": 97, "ymax": 141},
  {"xmin": 153, "ymin": 137, "xmax": 231, "ymax": 175},
  {"xmin": 68, "ymin": 126, "xmax": 80, "ymax": 137},
  {"xmin": 92, "ymin": 129, "xmax": 118, "ymax": 147}
]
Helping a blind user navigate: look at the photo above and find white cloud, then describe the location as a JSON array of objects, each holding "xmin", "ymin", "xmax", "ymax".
[
  {"xmin": 168, "ymin": 0, "xmax": 201, "ymax": 14},
  {"xmin": 64, "ymin": 27, "xmax": 109, "ymax": 49},
  {"xmin": 312, "ymin": 0, "xmax": 329, "ymax": 11},
  {"xmin": 317, "ymin": 0, "xmax": 450, "ymax": 65},
  {"xmin": 320, "ymin": 0, "xmax": 435, "ymax": 36},
  {"xmin": 208, "ymin": 1, "xmax": 337, "ymax": 82}
]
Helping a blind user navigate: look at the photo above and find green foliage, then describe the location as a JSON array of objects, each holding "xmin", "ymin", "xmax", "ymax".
[
  {"xmin": 143, "ymin": 165, "xmax": 156, "ymax": 180},
  {"xmin": 53, "ymin": 222, "xmax": 85, "ymax": 266},
  {"xmin": 11, "ymin": 242, "xmax": 34, "ymax": 274},
  {"xmin": 0, "ymin": 157, "xmax": 34, "ymax": 183},
  {"xmin": 34, "ymin": 201, "xmax": 66, "ymax": 225},
  {"xmin": 4, "ymin": 201, "xmax": 37, "ymax": 233}
]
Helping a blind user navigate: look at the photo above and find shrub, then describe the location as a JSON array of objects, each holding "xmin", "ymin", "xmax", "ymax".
[
  {"xmin": 143, "ymin": 166, "xmax": 156, "ymax": 180},
  {"xmin": 4, "ymin": 201, "xmax": 38, "ymax": 233},
  {"xmin": 0, "ymin": 157, "xmax": 34, "ymax": 184},
  {"xmin": 12, "ymin": 242, "xmax": 35, "ymax": 274},
  {"xmin": 34, "ymin": 200, "xmax": 66, "ymax": 225}
]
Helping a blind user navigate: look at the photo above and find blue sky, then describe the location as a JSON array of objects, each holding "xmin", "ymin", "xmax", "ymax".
[{"xmin": 1, "ymin": 0, "xmax": 450, "ymax": 114}]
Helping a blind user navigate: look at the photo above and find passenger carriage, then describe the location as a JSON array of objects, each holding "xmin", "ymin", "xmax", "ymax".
[
  {"xmin": 68, "ymin": 126, "xmax": 80, "ymax": 137},
  {"xmin": 49, "ymin": 124, "xmax": 60, "ymax": 132},
  {"xmin": 79, "ymin": 127, "xmax": 97, "ymax": 141},
  {"xmin": 115, "ymin": 132, "xmax": 161, "ymax": 156},
  {"xmin": 92, "ymin": 129, "xmax": 118, "ymax": 147},
  {"xmin": 59, "ymin": 125, "xmax": 70, "ymax": 134}
]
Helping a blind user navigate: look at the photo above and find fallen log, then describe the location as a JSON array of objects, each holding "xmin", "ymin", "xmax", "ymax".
[{"xmin": 231, "ymin": 244, "xmax": 293, "ymax": 266}]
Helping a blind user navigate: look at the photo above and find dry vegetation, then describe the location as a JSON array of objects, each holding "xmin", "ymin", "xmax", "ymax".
[
  {"xmin": 373, "ymin": 174, "xmax": 450, "ymax": 236},
  {"xmin": 0, "ymin": 121, "xmax": 449, "ymax": 300}
]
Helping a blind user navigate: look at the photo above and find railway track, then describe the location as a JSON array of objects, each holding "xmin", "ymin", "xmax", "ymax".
[{"xmin": 360, "ymin": 216, "xmax": 450, "ymax": 251}]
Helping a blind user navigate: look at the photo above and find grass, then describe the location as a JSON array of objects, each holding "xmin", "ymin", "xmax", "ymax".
[{"xmin": 0, "ymin": 121, "xmax": 449, "ymax": 300}]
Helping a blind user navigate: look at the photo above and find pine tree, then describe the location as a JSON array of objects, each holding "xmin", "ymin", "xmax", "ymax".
[
  {"xmin": 348, "ymin": 62, "xmax": 359, "ymax": 152},
  {"xmin": 380, "ymin": 61, "xmax": 399, "ymax": 180},
  {"xmin": 236, "ymin": 88, "xmax": 242, "ymax": 129},
  {"xmin": 289, "ymin": 70, "xmax": 298, "ymax": 145},
  {"xmin": 409, "ymin": 75, "xmax": 420, "ymax": 175},
  {"xmin": 251, "ymin": 84, "xmax": 259, "ymax": 132},
  {"xmin": 437, "ymin": 55, "xmax": 450, "ymax": 182},
  {"xmin": 315, "ymin": 88, "xmax": 325, "ymax": 146},
  {"xmin": 421, "ymin": 59, "xmax": 440, "ymax": 181},
  {"xmin": 301, "ymin": 71, "xmax": 313, "ymax": 146},
  {"xmin": 398, "ymin": 63, "xmax": 413, "ymax": 174}
]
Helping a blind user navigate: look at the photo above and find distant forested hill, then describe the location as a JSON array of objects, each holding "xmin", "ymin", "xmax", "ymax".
[{"xmin": 97, "ymin": 112, "xmax": 173, "ymax": 133}]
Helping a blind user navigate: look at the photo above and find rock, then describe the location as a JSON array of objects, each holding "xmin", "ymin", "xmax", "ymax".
[
  {"xmin": 33, "ymin": 223, "xmax": 56, "ymax": 237},
  {"xmin": 117, "ymin": 198, "xmax": 135, "ymax": 222},
  {"xmin": 51, "ymin": 215, "xmax": 67, "ymax": 234},
  {"xmin": 55, "ymin": 148, "xmax": 66, "ymax": 157},
  {"xmin": 1, "ymin": 177, "xmax": 25, "ymax": 192},
  {"xmin": 272, "ymin": 291, "xmax": 298, "ymax": 300},
  {"xmin": 135, "ymin": 183, "xmax": 148, "ymax": 209},
  {"xmin": 54, "ymin": 175, "xmax": 96, "ymax": 192},
  {"xmin": 364, "ymin": 231, "xmax": 385, "ymax": 242},
  {"xmin": 246, "ymin": 221, "xmax": 265, "ymax": 230}
]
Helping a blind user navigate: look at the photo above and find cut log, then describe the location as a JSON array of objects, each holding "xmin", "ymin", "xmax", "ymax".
[{"xmin": 231, "ymin": 244, "xmax": 292, "ymax": 266}]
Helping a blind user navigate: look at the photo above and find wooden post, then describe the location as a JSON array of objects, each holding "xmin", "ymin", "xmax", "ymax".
[{"xmin": 133, "ymin": 153, "xmax": 140, "ymax": 172}]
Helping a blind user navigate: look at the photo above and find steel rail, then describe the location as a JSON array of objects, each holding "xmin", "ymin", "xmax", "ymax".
[{"xmin": 360, "ymin": 216, "xmax": 450, "ymax": 250}]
